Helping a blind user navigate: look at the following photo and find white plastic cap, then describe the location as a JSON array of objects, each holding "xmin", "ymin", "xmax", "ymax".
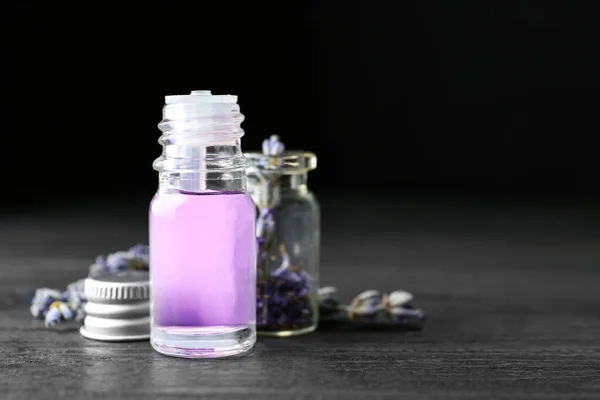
[
  {"xmin": 190, "ymin": 90, "xmax": 212, "ymax": 95},
  {"xmin": 164, "ymin": 93, "xmax": 238, "ymax": 104}
]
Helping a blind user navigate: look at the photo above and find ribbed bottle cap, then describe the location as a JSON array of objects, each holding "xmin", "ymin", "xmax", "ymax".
[
  {"xmin": 80, "ymin": 271, "xmax": 151, "ymax": 342},
  {"xmin": 84, "ymin": 272, "xmax": 150, "ymax": 303}
]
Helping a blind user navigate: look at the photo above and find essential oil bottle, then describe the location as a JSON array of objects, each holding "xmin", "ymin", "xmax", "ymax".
[{"xmin": 149, "ymin": 90, "xmax": 256, "ymax": 358}]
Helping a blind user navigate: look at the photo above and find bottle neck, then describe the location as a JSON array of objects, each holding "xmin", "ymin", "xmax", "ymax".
[
  {"xmin": 158, "ymin": 141, "xmax": 248, "ymax": 192},
  {"xmin": 153, "ymin": 94, "xmax": 248, "ymax": 193}
]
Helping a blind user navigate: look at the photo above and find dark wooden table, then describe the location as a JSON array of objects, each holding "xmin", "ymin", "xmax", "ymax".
[{"xmin": 1, "ymin": 199, "xmax": 599, "ymax": 399}]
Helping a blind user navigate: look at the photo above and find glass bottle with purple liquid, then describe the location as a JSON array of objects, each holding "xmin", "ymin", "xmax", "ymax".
[{"xmin": 150, "ymin": 90, "xmax": 256, "ymax": 358}]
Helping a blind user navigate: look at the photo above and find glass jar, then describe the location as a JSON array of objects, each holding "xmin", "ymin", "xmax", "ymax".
[
  {"xmin": 149, "ymin": 90, "xmax": 256, "ymax": 358},
  {"xmin": 246, "ymin": 135, "xmax": 320, "ymax": 336}
]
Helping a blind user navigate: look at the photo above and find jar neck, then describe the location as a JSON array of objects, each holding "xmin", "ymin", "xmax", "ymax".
[
  {"xmin": 248, "ymin": 172, "xmax": 308, "ymax": 208},
  {"xmin": 281, "ymin": 173, "xmax": 308, "ymax": 192}
]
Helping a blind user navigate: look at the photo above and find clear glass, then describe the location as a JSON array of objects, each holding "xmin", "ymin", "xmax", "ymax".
[
  {"xmin": 247, "ymin": 152, "xmax": 320, "ymax": 337},
  {"xmin": 149, "ymin": 91, "xmax": 256, "ymax": 358}
]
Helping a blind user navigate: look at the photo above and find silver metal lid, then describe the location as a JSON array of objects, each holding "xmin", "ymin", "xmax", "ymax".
[{"xmin": 80, "ymin": 271, "xmax": 150, "ymax": 342}]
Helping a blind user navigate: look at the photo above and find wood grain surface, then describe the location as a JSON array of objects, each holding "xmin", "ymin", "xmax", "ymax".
[{"xmin": 1, "ymin": 200, "xmax": 599, "ymax": 399}]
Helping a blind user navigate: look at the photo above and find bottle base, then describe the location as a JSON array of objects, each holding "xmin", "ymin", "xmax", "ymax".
[
  {"xmin": 257, "ymin": 324, "xmax": 316, "ymax": 337},
  {"xmin": 151, "ymin": 325, "xmax": 256, "ymax": 359}
]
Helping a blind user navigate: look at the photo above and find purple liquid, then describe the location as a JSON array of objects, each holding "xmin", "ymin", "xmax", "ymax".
[{"xmin": 149, "ymin": 191, "xmax": 256, "ymax": 328}]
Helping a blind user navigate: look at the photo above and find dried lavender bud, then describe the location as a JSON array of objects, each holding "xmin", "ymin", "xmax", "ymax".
[
  {"xmin": 385, "ymin": 290, "xmax": 413, "ymax": 308},
  {"xmin": 347, "ymin": 290, "xmax": 383, "ymax": 321},
  {"xmin": 44, "ymin": 301, "xmax": 72, "ymax": 327},
  {"xmin": 262, "ymin": 135, "xmax": 285, "ymax": 156},
  {"xmin": 318, "ymin": 288, "xmax": 426, "ymax": 329},
  {"xmin": 106, "ymin": 251, "xmax": 131, "ymax": 273},
  {"xmin": 318, "ymin": 286, "xmax": 340, "ymax": 316},
  {"xmin": 89, "ymin": 255, "xmax": 109, "ymax": 277},
  {"xmin": 386, "ymin": 307, "xmax": 425, "ymax": 323},
  {"xmin": 75, "ymin": 307, "xmax": 86, "ymax": 323},
  {"xmin": 32, "ymin": 245, "xmax": 150, "ymax": 328},
  {"xmin": 63, "ymin": 279, "xmax": 87, "ymax": 321},
  {"xmin": 348, "ymin": 303, "xmax": 380, "ymax": 323},
  {"xmin": 256, "ymin": 246, "xmax": 314, "ymax": 332},
  {"xmin": 30, "ymin": 288, "xmax": 62, "ymax": 319},
  {"xmin": 354, "ymin": 290, "xmax": 384, "ymax": 306},
  {"xmin": 127, "ymin": 244, "xmax": 150, "ymax": 264},
  {"xmin": 44, "ymin": 307, "xmax": 62, "ymax": 327},
  {"xmin": 256, "ymin": 208, "xmax": 276, "ymax": 246}
]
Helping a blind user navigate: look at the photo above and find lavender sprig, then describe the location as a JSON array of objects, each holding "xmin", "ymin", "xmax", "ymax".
[
  {"xmin": 318, "ymin": 287, "xmax": 425, "ymax": 328},
  {"xmin": 262, "ymin": 134, "xmax": 285, "ymax": 156},
  {"xmin": 30, "ymin": 244, "xmax": 149, "ymax": 327},
  {"xmin": 89, "ymin": 244, "xmax": 149, "ymax": 277},
  {"xmin": 255, "ymin": 207, "xmax": 276, "ymax": 253},
  {"xmin": 30, "ymin": 279, "xmax": 86, "ymax": 327},
  {"xmin": 31, "ymin": 240, "xmax": 425, "ymax": 331}
]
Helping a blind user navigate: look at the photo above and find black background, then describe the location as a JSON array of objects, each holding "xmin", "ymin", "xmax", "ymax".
[{"xmin": 2, "ymin": 1, "xmax": 600, "ymax": 211}]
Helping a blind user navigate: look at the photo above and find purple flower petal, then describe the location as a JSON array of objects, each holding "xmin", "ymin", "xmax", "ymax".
[
  {"xmin": 388, "ymin": 307, "xmax": 425, "ymax": 322},
  {"xmin": 57, "ymin": 302, "xmax": 73, "ymax": 320},
  {"xmin": 106, "ymin": 251, "xmax": 131, "ymax": 271},
  {"xmin": 30, "ymin": 288, "xmax": 61, "ymax": 318},
  {"xmin": 44, "ymin": 308, "xmax": 62, "ymax": 327},
  {"xmin": 272, "ymin": 265, "xmax": 291, "ymax": 278},
  {"xmin": 262, "ymin": 135, "xmax": 286, "ymax": 156}
]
